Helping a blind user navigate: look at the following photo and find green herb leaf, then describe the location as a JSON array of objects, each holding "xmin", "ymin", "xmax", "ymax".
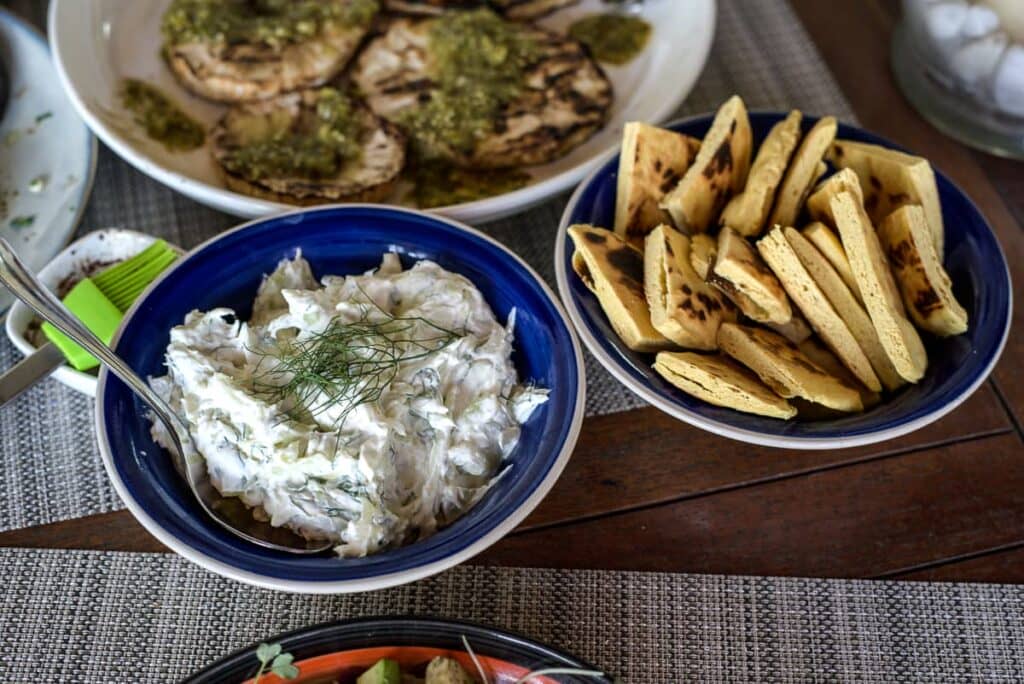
[
  {"xmin": 271, "ymin": 653, "xmax": 294, "ymax": 668},
  {"xmin": 256, "ymin": 642, "xmax": 281, "ymax": 664},
  {"xmin": 9, "ymin": 215, "xmax": 35, "ymax": 229},
  {"xmin": 271, "ymin": 662, "xmax": 300, "ymax": 680},
  {"xmin": 35, "ymin": 111, "xmax": 53, "ymax": 124}
]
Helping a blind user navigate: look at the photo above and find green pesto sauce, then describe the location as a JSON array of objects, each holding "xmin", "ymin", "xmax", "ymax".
[
  {"xmin": 398, "ymin": 8, "xmax": 538, "ymax": 159},
  {"xmin": 412, "ymin": 162, "xmax": 530, "ymax": 208},
  {"xmin": 161, "ymin": 0, "xmax": 379, "ymax": 49},
  {"xmin": 221, "ymin": 89, "xmax": 364, "ymax": 181},
  {"xmin": 568, "ymin": 13, "xmax": 651, "ymax": 65},
  {"xmin": 120, "ymin": 79, "xmax": 205, "ymax": 152}
]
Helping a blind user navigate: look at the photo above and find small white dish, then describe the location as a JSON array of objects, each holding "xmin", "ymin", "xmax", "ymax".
[
  {"xmin": 48, "ymin": 0, "xmax": 715, "ymax": 223},
  {"xmin": 0, "ymin": 7, "xmax": 96, "ymax": 312},
  {"xmin": 5, "ymin": 229, "xmax": 169, "ymax": 397}
]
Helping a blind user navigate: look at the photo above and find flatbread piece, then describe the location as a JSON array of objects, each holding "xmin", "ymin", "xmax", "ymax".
[
  {"xmin": 654, "ymin": 351, "xmax": 797, "ymax": 419},
  {"xmin": 568, "ymin": 224, "xmax": 672, "ymax": 352},
  {"xmin": 615, "ymin": 122, "xmax": 701, "ymax": 246},
  {"xmin": 718, "ymin": 322, "xmax": 864, "ymax": 412},
  {"xmin": 660, "ymin": 95, "xmax": 752, "ymax": 233}
]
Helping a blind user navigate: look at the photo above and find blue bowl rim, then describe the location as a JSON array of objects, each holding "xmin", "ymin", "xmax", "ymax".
[
  {"xmin": 554, "ymin": 111, "xmax": 1012, "ymax": 449},
  {"xmin": 95, "ymin": 203, "xmax": 586, "ymax": 593}
]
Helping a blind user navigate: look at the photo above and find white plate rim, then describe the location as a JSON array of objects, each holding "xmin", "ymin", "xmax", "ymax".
[
  {"xmin": 94, "ymin": 202, "xmax": 587, "ymax": 593},
  {"xmin": 0, "ymin": 5, "xmax": 97, "ymax": 308},
  {"xmin": 47, "ymin": 0, "xmax": 716, "ymax": 223}
]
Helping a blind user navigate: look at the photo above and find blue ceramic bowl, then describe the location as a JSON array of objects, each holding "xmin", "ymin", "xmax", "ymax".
[
  {"xmin": 96, "ymin": 206, "xmax": 585, "ymax": 592},
  {"xmin": 556, "ymin": 112, "xmax": 1011, "ymax": 449}
]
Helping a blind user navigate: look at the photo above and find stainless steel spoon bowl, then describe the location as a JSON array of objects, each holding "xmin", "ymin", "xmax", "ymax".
[{"xmin": 0, "ymin": 238, "xmax": 331, "ymax": 555}]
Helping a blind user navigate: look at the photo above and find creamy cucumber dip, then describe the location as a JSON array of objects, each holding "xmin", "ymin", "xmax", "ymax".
[{"xmin": 150, "ymin": 253, "xmax": 547, "ymax": 557}]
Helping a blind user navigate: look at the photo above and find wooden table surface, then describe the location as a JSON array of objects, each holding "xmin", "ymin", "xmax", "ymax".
[{"xmin": 2, "ymin": 0, "xmax": 1022, "ymax": 584}]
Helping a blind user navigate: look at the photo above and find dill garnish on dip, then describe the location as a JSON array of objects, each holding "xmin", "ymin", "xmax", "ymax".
[{"xmin": 149, "ymin": 252, "xmax": 548, "ymax": 558}]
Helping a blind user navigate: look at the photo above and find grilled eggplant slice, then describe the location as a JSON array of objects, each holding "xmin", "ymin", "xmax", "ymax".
[
  {"xmin": 383, "ymin": 0, "xmax": 483, "ymax": 14},
  {"xmin": 162, "ymin": 0, "xmax": 378, "ymax": 103},
  {"xmin": 491, "ymin": 0, "xmax": 580, "ymax": 20},
  {"xmin": 384, "ymin": 0, "xmax": 577, "ymax": 19},
  {"xmin": 211, "ymin": 88, "xmax": 406, "ymax": 204},
  {"xmin": 351, "ymin": 13, "xmax": 612, "ymax": 169}
]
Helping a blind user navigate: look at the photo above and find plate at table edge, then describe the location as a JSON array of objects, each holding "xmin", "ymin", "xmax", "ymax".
[
  {"xmin": 0, "ymin": 6, "xmax": 96, "ymax": 313},
  {"xmin": 555, "ymin": 111, "xmax": 1012, "ymax": 449},
  {"xmin": 47, "ymin": 0, "xmax": 715, "ymax": 224},
  {"xmin": 95, "ymin": 204, "xmax": 586, "ymax": 593},
  {"xmin": 183, "ymin": 617, "xmax": 612, "ymax": 684}
]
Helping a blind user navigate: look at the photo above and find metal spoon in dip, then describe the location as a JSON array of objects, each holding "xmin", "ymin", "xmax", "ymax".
[{"xmin": 0, "ymin": 238, "xmax": 332, "ymax": 555}]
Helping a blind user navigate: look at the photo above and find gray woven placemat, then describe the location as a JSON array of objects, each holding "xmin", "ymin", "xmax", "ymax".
[
  {"xmin": 0, "ymin": 548, "xmax": 1021, "ymax": 682},
  {"xmin": 0, "ymin": 0, "xmax": 857, "ymax": 532}
]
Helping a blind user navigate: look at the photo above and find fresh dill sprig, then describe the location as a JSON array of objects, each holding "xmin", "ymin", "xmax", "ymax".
[{"xmin": 250, "ymin": 305, "xmax": 460, "ymax": 428}]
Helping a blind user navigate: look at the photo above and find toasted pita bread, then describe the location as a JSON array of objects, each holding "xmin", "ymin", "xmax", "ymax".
[
  {"xmin": 831, "ymin": 192, "xmax": 928, "ymax": 382},
  {"xmin": 802, "ymin": 221, "xmax": 861, "ymax": 304},
  {"xmin": 615, "ymin": 122, "xmax": 702, "ymax": 246},
  {"xmin": 644, "ymin": 224, "xmax": 734, "ymax": 349},
  {"xmin": 798, "ymin": 338, "xmax": 881, "ymax": 409},
  {"xmin": 718, "ymin": 322, "xmax": 863, "ymax": 412},
  {"xmin": 805, "ymin": 168, "xmax": 864, "ymax": 228},
  {"xmin": 828, "ymin": 139, "xmax": 944, "ymax": 256},
  {"xmin": 660, "ymin": 95, "xmax": 752, "ymax": 233},
  {"xmin": 568, "ymin": 224, "xmax": 673, "ymax": 352},
  {"xmin": 768, "ymin": 116, "xmax": 837, "ymax": 228},
  {"xmin": 879, "ymin": 204, "xmax": 968, "ymax": 337},
  {"xmin": 689, "ymin": 230, "xmax": 781, "ymax": 324},
  {"xmin": 654, "ymin": 351, "xmax": 796, "ymax": 419},
  {"xmin": 710, "ymin": 227, "xmax": 792, "ymax": 324},
  {"xmin": 719, "ymin": 110, "xmax": 802, "ymax": 237},
  {"xmin": 766, "ymin": 314, "xmax": 814, "ymax": 345},
  {"xmin": 688, "ymin": 233, "xmax": 717, "ymax": 280},
  {"xmin": 757, "ymin": 227, "xmax": 882, "ymax": 392},
  {"xmin": 784, "ymin": 226, "xmax": 904, "ymax": 391}
]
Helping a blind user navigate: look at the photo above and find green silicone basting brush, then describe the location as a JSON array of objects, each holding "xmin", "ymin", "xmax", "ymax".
[{"xmin": 41, "ymin": 239, "xmax": 178, "ymax": 370}]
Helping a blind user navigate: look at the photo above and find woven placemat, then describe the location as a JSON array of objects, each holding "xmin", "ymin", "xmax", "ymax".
[
  {"xmin": 0, "ymin": 0, "xmax": 856, "ymax": 532},
  {"xmin": 0, "ymin": 548, "xmax": 1021, "ymax": 682}
]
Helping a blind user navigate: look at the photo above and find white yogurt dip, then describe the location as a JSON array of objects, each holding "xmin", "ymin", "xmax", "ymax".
[{"xmin": 150, "ymin": 253, "xmax": 547, "ymax": 557}]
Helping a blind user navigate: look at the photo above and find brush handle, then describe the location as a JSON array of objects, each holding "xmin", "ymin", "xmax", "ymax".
[{"xmin": 0, "ymin": 238, "xmax": 184, "ymax": 439}]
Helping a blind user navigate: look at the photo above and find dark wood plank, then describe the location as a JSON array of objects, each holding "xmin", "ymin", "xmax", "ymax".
[
  {"xmin": 0, "ymin": 386, "xmax": 1008, "ymax": 554},
  {"xmin": 974, "ymin": 154, "xmax": 1024, "ymax": 236},
  {"xmin": 890, "ymin": 545, "xmax": 1024, "ymax": 584},
  {"xmin": 0, "ymin": 510, "xmax": 166, "ymax": 553},
  {"xmin": 789, "ymin": 0, "xmax": 1024, "ymax": 430},
  {"xmin": 476, "ymin": 433, "xmax": 1024, "ymax": 580},
  {"xmin": 520, "ymin": 385, "xmax": 1008, "ymax": 529}
]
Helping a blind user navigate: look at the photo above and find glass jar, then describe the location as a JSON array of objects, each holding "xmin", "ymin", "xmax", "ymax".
[{"xmin": 892, "ymin": 0, "xmax": 1024, "ymax": 158}]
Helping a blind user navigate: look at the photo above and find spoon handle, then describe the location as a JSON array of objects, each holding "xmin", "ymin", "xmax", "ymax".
[
  {"xmin": 0, "ymin": 239, "xmax": 179, "ymax": 429},
  {"xmin": 0, "ymin": 238, "xmax": 331, "ymax": 554}
]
